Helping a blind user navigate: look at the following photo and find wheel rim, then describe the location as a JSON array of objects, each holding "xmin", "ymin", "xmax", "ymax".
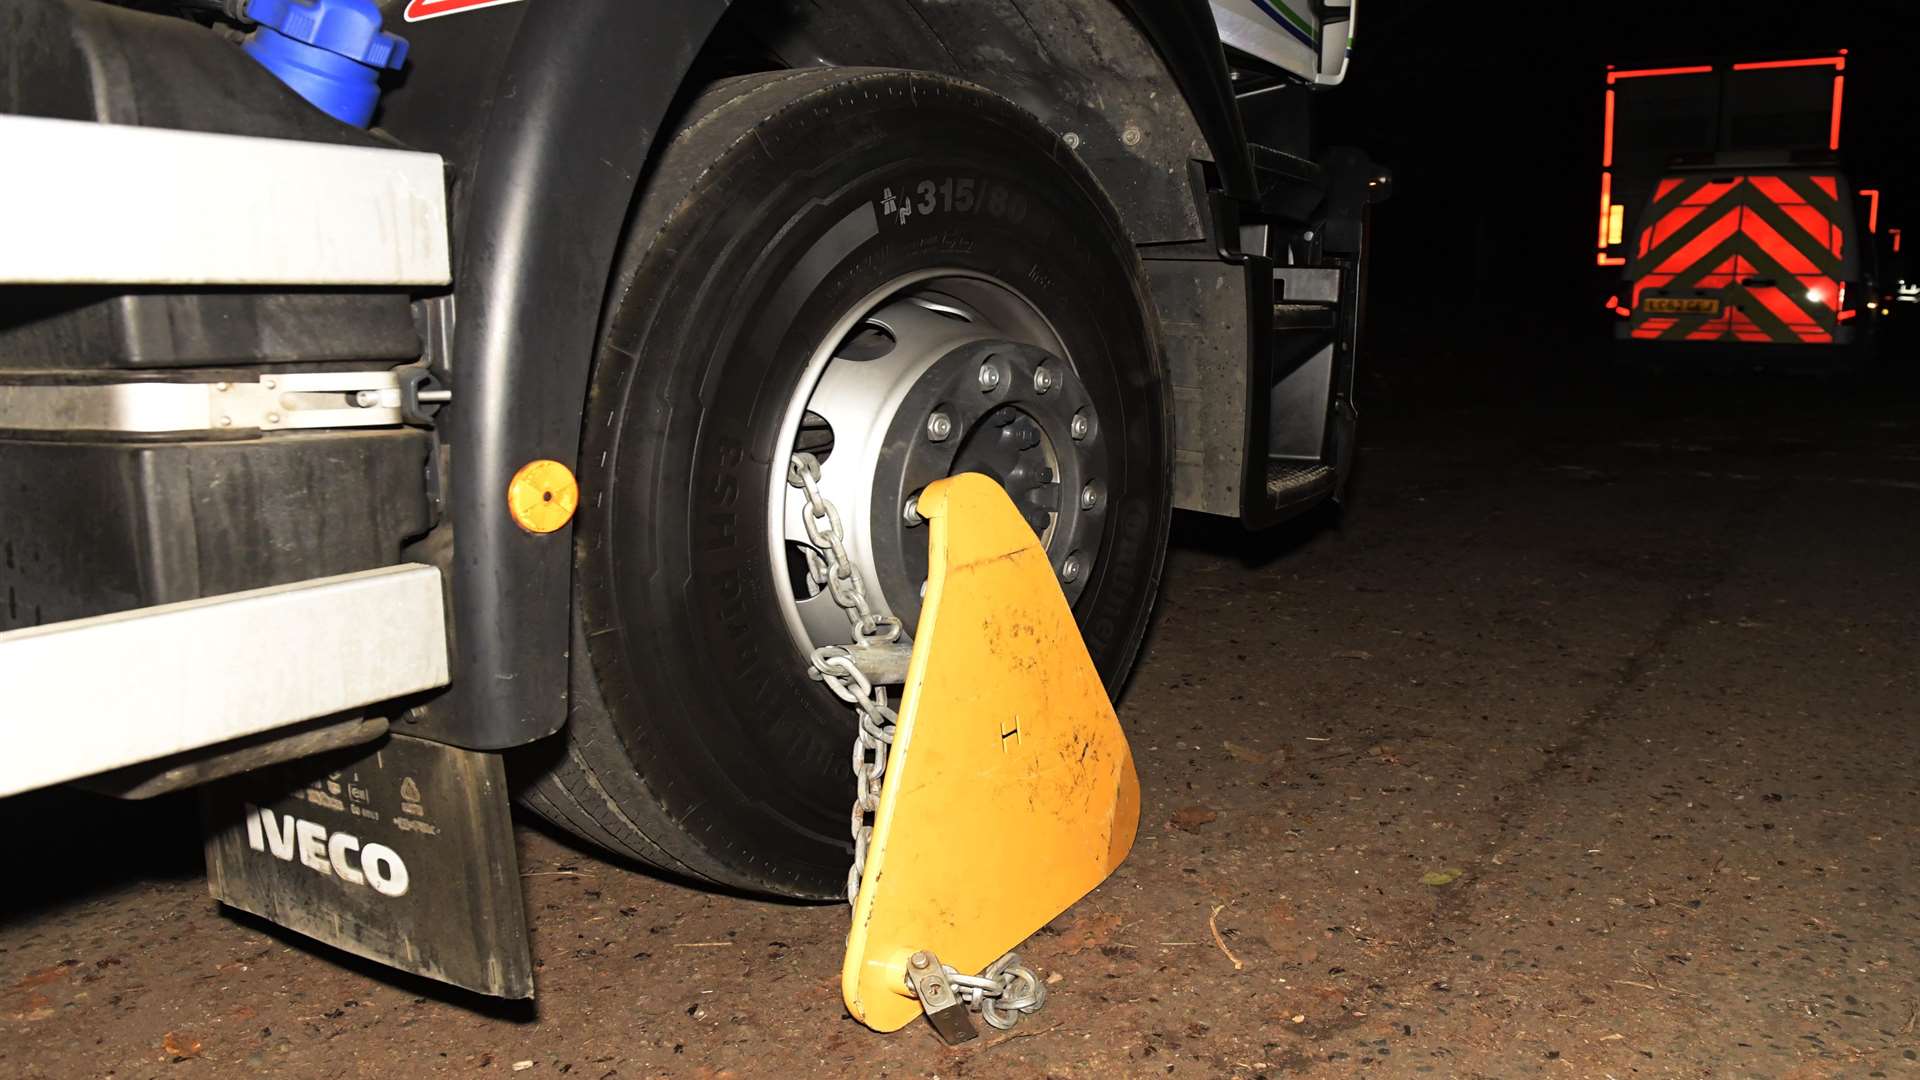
[{"xmin": 766, "ymin": 271, "xmax": 1110, "ymax": 660}]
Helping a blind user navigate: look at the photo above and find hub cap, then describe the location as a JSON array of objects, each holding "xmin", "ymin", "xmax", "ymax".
[{"xmin": 769, "ymin": 275, "xmax": 1107, "ymax": 659}]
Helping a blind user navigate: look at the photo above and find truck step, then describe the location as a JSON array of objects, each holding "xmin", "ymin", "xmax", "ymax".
[{"xmin": 1264, "ymin": 462, "xmax": 1337, "ymax": 511}]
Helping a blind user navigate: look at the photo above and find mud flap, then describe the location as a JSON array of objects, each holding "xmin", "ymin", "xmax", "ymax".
[{"xmin": 202, "ymin": 731, "xmax": 534, "ymax": 999}]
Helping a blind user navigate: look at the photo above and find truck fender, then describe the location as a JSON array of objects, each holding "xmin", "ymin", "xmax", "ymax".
[{"xmin": 382, "ymin": 0, "xmax": 729, "ymax": 748}]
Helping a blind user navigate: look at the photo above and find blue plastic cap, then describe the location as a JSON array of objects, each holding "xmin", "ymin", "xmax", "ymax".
[
  {"xmin": 241, "ymin": 0, "xmax": 409, "ymax": 127},
  {"xmin": 246, "ymin": 0, "xmax": 409, "ymax": 69}
]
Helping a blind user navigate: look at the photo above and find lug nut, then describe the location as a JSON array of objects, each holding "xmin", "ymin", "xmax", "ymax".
[
  {"xmin": 926, "ymin": 412, "xmax": 953, "ymax": 442},
  {"xmin": 1070, "ymin": 410, "xmax": 1091, "ymax": 440},
  {"xmin": 1080, "ymin": 482, "xmax": 1100, "ymax": 510},
  {"xmin": 903, "ymin": 495, "xmax": 923, "ymax": 525},
  {"xmin": 978, "ymin": 363, "xmax": 1002, "ymax": 391},
  {"xmin": 1032, "ymin": 366, "xmax": 1055, "ymax": 394},
  {"xmin": 1060, "ymin": 552, "xmax": 1084, "ymax": 583}
]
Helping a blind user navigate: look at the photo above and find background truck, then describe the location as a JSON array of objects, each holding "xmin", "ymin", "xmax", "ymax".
[
  {"xmin": 0, "ymin": 0, "xmax": 1381, "ymax": 999},
  {"xmin": 1597, "ymin": 52, "xmax": 1881, "ymax": 348}
]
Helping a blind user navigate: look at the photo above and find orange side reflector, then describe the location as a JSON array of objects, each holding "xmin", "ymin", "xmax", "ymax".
[
  {"xmin": 1597, "ymin": 172, "xmax": 1613, "ymax": 249},
  {"xmin": 1830, "ymin": 75, "xmax": 1845, "ymax": 150},
  {"xmin": 507, "ymin": 459, "xmax": 580, "ymax": 534},
  {"xmin": 1860, "ymin": 189, "xmax": 1880, "ymax": 233},
  {"xmin": 1731, "ymin": 56, "xmax": 1845, "ymax": 71},
  {"xmin": 1608, "ymin": 64, "xmax": 1714, "ymax": 82},
  {"xmin": 1602, "ymin": 89, "xmax": 1616, "ymax": 167}
]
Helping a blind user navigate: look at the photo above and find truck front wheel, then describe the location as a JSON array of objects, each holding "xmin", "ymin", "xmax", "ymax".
[{"xmin": 520, "ymin": 68, "xmax": 1171, "ymax": 898}]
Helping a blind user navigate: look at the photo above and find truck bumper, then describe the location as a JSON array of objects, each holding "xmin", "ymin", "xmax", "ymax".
[{"xmin": 0, "ymin": 565, "xmax": 448, "ymax": 798}]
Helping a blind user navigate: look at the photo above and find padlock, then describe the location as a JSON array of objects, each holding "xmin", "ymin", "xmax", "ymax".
[{"xmin": 906, "ymin": 951, "xmax": 978, "ymax": 1045}]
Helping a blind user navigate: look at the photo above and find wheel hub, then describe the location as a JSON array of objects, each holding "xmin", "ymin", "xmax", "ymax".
[{"xmin": 772, "ymin": 278, "xmax": 1106, "ymax": 659}]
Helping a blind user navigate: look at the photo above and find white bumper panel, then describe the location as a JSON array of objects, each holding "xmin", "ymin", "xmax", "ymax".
[{"xmin": 0, "ymin": 565, "xmax": 450, "ymax": 797}]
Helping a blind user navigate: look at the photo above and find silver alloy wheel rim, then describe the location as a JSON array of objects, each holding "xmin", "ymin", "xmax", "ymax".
[{"xmin": 766, "ymin": 271, "xmax": 1102, "ymax": 662}]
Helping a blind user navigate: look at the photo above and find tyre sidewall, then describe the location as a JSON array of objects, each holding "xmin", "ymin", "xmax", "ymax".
[{"xmin": 579, "ymin": 72, "xmax": 1169, "ymax": 894}]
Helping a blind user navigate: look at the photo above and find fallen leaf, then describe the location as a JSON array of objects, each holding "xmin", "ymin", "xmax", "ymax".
[
  {"xmin": 5, "ymin": 991, "xmax": 54, "ymax": 1022},
  {"xmin": 512, "ymin": 1062, "xmax": 534, "ymax": 1072},
  {"xmin": 1170, "ymin": 805, "xmax": 1219, "ymax": 831},
  {"xmin": 1334, "ymin": 650, "xmax": 1373, "ymax": 661},
  {"xmin": 162, "ymin": 1032, "xmax": 204, "ymax": 1060},
  {"xmin": 1419, "ymin": 868, "xmax": 1465, "ymax": 887},
  {"xmin": 1223, "ymin": 741, "xmax": 1268, "ymax": 765},
  {"xmin": 13, "ymin": 965, "xmax": 70, "ymax": 991}
]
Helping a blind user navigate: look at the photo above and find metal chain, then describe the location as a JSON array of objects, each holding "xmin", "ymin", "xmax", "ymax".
[
  {"xmin": 787, "ymin": 451, "xmax": 903, "ymax": 903},
  {"xmin": 937, "ymin": 952, "xmax": 1048, "ymax": 1031},
  {"xmin": 790, "ymin": 452, "xmax": 903, "ymax": 648}
]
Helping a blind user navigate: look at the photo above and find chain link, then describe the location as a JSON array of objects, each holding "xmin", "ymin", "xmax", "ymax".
[
  {"xmin": 787, "ymin": 452, "xmax": 903, "ymax": 902},
  {"xmin": 937, "ymin": 952, "xmax": 1048, "ymax": 1031}
]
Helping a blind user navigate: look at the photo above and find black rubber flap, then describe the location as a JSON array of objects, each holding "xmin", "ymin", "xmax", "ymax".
[{"xmin": 203, "ymin": 732, "xmax": 534, "ymax": 999}]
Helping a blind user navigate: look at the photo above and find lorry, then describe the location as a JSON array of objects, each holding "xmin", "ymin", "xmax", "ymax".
[
  {"xmin": 1598, "ymin": 53, "xmax": 1880, "ymax": 348},
  {"xmin": 0, "ymin": 0, "xmax": 1382, "ymax": 1010}
]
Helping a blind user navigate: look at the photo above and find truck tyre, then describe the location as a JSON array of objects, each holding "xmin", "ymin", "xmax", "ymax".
[{"xmin": 519, "ymin": 68, "xmax": 1171, "ymax": 898}]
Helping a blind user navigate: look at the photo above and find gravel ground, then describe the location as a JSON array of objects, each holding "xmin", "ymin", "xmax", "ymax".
[{"xmin": 3, "ymin": 354, "xmax": 1917, "ymax": 1079}]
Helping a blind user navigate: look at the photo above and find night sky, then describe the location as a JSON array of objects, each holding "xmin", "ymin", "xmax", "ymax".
[{"xmin": 1317, "ymin": 1, "xmax": 1920, "ymax": 332}]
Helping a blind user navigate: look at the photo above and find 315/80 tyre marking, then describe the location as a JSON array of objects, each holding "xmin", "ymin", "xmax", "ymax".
[{"xmin": 879, "ymin": 178, "xmax": 1028, "ymax": 226}]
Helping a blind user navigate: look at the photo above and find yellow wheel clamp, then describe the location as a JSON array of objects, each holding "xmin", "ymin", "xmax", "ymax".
[{"xmin": 840, "ymin": 472, "xmax": 1140, "ymax": 1041}]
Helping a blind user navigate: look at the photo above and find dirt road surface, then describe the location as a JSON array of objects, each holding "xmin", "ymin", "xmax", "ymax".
[{"xmin": 4, "ymin": 357, "xmax": 1917, "ymax": 1078}]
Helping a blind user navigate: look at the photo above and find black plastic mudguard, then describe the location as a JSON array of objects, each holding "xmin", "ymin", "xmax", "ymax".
[{"xmin": 375, "ymin": 0, "xmax": 728, "ymax": 749}]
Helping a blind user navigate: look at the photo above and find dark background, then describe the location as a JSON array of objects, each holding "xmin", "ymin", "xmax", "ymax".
[{"xmin": 1317, "ymin": 0, "xmax": 1920, "ymax": 355}]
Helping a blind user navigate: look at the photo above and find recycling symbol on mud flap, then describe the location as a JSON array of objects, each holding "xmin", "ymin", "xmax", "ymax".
[{"xmin": 400, "ymin": 776, "xmax": 421, "ymax": 803}]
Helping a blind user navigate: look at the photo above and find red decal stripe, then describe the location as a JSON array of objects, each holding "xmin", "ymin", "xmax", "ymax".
[
  {"xmin": 1656, "ymin": 208, "xmax": 1740, "ymax": 275},
  {"xmin": 1742, "ymin": 212, "xmax": 1820, "ymax": 276},
  {"xmin": 1684, "ymin": 179, "xmax": 1741, "ymax": 206},
  {"xmin": 1746, "ymin": 285, "xmax": 1819, "ymax": 334},
  {"xmin": 404, "ymin": 0, "xmax": 525, "ymax": 22},
  {"xmin": 1648, "ymin": 203, "xmax": 1705, "ymax": 249}
]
